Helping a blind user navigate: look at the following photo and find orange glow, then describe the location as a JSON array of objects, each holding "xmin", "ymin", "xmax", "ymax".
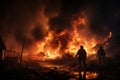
[
  {"xmin": 23, "ymin": 11, "xmax": 112, "ymax": 60},
  {"xmin": 71, "ymin": 71, "xmax": 99, "ymax": 79},
  {"xmin": 72, "ymin": 12, "xmax": 87, "ymax": 27},
  {"xmin": 85, "ymin": 72, "xmax": 98, "ymax": 79},
  {"xmin": 109, "ymin": 32, "xmax": 112, "ymax": 38}
]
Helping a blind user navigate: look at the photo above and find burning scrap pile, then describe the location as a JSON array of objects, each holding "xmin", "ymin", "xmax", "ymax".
[
  {"xmin": 0, "ymin": 0, "xmax": 113, "ymax": 61},
  {"xmin": 0, "ymin": 0, "xmax": 120, "ymax": 80},
  {"xmin": 28, "ymin": 11, "xmax": 112, "ymax": 61}
]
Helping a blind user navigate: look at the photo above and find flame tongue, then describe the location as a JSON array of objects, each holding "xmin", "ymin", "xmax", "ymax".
[{"xmin": 25, "ymin": 11, "xmax": 112, "ymax": 60}]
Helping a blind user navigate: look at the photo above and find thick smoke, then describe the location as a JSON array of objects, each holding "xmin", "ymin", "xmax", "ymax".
[
  {"xmin": 0, "ymin": 0, "xmax": 46, "ymax": 48},
  {"xmin": 49, "ymin": 0, "xmax": 83, "ymax": 33},
  {"xmin": 0, "ymin": 0, "xmax": 62, "ymax": 52},
  {"xmin": 0, "ymin": 0, "xmax": 120, "ymax": 58},
  {"xmin": 48, "ymin": 0, "xmax": 120, "ymax": 58}
]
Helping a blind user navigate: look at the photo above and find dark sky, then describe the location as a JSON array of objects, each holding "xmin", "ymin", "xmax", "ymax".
[{"xmin": 0, "ymin": 0, "xmax": 120, "ymax": 52}]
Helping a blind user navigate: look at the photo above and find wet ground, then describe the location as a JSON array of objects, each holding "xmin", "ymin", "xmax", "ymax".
[{"xmin": 0, "ymin": 57, "xmax": 120, "ymax": 80}]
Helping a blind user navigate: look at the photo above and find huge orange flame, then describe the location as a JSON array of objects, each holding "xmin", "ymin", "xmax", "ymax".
[{"xmin": 24, "ymin": 11, "xmax": 112, "ymax": 60}]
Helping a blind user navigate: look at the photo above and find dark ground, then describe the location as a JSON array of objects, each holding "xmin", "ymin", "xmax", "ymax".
[{"xmin": 0, "ymin": 57, "xmax": 120, "ymax": 80}]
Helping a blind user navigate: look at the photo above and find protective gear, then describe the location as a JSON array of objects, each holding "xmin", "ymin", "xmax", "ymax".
[
  {"xmin": 76, "ymin": 45, "xmax": 87, "ymax": 66},
  {"xmin": 97, "ymin": 46, "xmax": 106, "ymax": 64}
]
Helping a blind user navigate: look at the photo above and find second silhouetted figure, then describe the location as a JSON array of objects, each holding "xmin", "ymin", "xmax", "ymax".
[{"xmin": 97, "ymin": 45, "xmax": 106, "ymax": 64}]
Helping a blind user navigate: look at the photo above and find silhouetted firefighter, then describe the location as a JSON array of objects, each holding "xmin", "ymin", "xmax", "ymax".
[
  {"xmin": 97, "ymin": 45, "xmax": 106, "ymax": 64},
  {"xmin": 0, "ymin": 35, "xmax": 6, "ymax": 62},
  {"xmin": 76, "ymin": 45, "xmax": 87, "ymax": 79}
]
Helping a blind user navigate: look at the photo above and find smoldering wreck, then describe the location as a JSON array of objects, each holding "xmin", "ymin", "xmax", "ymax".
[{"xmin": 0, "ymin": 0, "xmax": 120, "ymax": 80}]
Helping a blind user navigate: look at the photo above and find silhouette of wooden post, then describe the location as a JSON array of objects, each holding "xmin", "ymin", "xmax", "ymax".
[{"xmin": 20, "ymin": 40, "xmax": 25, "ymax": 64}]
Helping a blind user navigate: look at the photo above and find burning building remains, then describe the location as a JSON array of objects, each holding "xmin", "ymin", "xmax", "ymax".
[
  {"xmin": 0, "ymin": 0, "xmax": 120, "ymax": 80},
  {"xmin": 0, "ymin": 0, "xmax": 113, "ymax": 61}
]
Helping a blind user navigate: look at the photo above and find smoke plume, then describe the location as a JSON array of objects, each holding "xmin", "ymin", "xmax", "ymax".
[{"xmin": 0, "ymin": 0, "xmax": 120, "ymax": 59}]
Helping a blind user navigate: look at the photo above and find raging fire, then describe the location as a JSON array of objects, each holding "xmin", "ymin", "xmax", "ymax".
[{"xmin": 24, "ymin": 11, "xmax": 112, "ymax": 60}]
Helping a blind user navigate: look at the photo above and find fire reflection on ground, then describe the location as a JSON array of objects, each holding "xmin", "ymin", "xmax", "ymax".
[
  {"xmin": 36, "ymin": 60, "xmax": 99, "ymax": 80},
  {"xmin": 70, "ymin": 71, "xmax": 99, "ymax": 80}
]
